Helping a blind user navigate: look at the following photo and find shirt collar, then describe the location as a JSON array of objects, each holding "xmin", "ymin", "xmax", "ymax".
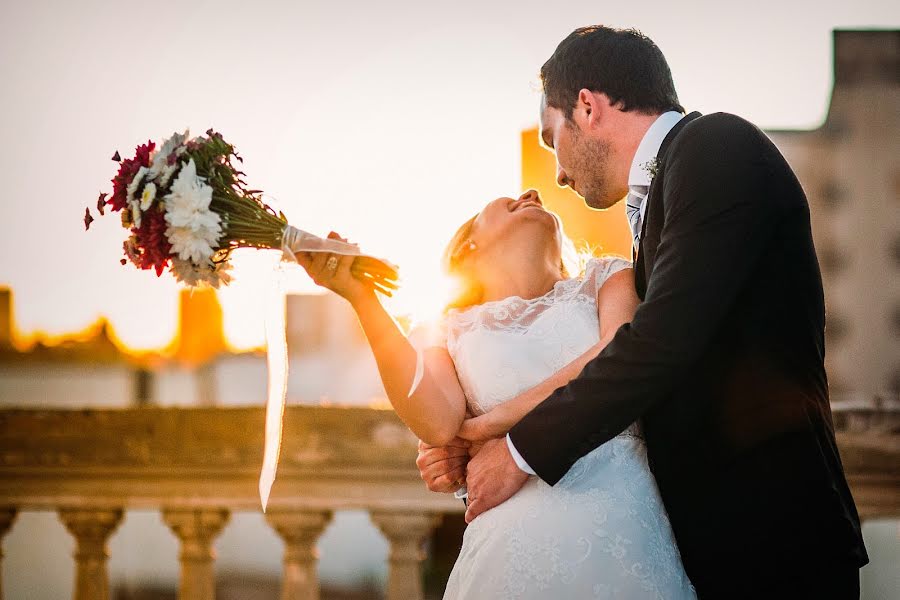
[{"xmin": 628, "ymin": 110, "xmax": 685, "ymax": 187}]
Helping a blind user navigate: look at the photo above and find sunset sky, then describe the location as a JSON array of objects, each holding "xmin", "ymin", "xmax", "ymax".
[{"xmin": 1, "ymin": 0, "xmax": 897, "ymax": 350}]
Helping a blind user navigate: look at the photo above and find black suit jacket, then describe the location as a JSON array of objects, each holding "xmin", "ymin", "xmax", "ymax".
[{"xmin": 508, "ymin": 112, "xmax": 868, "ymax": 592}]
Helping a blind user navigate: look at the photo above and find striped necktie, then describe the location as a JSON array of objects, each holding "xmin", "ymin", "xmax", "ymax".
[{"xmin": 625, "ymin": 184, "xmax": 650, "ymax": 251}]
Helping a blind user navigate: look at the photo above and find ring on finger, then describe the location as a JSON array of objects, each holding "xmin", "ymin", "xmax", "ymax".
[{"xmin": 325, "ymin": 256, "xmax": 339, "ymax": 272}]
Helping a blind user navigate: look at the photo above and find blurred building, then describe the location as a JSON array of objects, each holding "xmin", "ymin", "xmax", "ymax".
[
  {"xmin": 208, "ymin": 292, "xmax": 386, "ymax": 407},
  {"xmin": 767, "ymin": 30, "xmax": 899, "ymax": 399},
  {"xmin": 0, "ymin": 286, "xmax": 386, "ymax": 410},
  {"xmin": 0, "ymin": 288, "xmax": 138, "ymax": 408}
]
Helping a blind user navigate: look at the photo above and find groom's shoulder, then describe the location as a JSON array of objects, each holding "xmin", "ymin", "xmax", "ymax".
[
  {"xmin": 668, "ymin": 112, "xmax": 773, "ymax": 167},
  {"xmin": 678, "ymin": 112, "xmax": 767, "ymax": 149}
]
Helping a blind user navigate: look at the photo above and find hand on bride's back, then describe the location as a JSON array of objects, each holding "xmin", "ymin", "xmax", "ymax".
[{"xmin": 295, "ymin": 232, "xmax": 370, "ymax": 304}]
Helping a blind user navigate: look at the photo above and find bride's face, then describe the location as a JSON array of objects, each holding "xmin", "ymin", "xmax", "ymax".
[
  {"xmin": 470, "ymin": 189, "xmax": 562, "ymax": 264},
  {"xmin": 442, "ymin": 189, "xmax": 565, "ymax": 309}
]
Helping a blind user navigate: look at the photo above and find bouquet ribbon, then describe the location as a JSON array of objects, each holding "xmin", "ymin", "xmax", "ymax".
[
  {"xmin": 258, "ymin": 225, "xmax": 395, "ymax": 512},
  {"xmin": 281, "ymin": 225, "xmax": 369, "ymax": 259}
]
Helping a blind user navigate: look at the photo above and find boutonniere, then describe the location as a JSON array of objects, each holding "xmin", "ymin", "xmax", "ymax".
[{"xmin": 641, "ymin": 157, "xmax": 659, "ymax": 182}]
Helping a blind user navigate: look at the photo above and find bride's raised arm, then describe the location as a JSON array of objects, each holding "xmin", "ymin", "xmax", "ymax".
[
  {"xmin": 295, "ymin": 235, "xmax": 467, "ymax": 446},
  {"xmin": 458, "ymin": 266, "xmax": 639, "ymax": 442}
]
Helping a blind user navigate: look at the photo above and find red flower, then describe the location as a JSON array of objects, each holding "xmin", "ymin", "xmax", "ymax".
[
  {"xmin": 108, "ymin": 141, "xmax": 155, "ymax": 212},
  {"xmin": 131, "ymin": 204, "xmax": 171, "ymax": 276}
]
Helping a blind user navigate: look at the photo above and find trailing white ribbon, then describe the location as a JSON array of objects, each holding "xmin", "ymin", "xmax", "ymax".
[
  {"xmin": 257, "ymin": 225, "xmax": 396, "ymax": 512},
  {"xmin": 259, "ymin": 279, "xmax": 287, "ymax": 513}
]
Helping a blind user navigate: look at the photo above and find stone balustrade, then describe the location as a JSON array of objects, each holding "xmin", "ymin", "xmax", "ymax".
[
  {"xmin": 0, "ymin": 404, "xmax": 896, "ymax": 599},
  {"xmin": 0, "ymin": 407, "xmax": 463, "ymax": 600}
]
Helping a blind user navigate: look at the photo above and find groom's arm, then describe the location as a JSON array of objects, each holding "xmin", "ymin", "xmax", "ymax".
[{"xmin": 509, "ymin": 114, "xmax": 797, "ymax": 485}]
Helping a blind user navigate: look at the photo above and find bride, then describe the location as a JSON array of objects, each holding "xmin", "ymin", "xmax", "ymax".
[{"xmin": 296, "ymin": 190, "xmax": 696, "ymax": 599}]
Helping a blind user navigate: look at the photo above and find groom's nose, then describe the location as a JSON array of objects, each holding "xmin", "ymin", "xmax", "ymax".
[{"xmin": 556, "ymin": 164, "xmax": 572, "ymax": 189}]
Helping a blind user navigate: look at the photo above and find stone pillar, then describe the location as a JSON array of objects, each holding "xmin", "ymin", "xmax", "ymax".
[
  {"xmin": 370, "ymin": 511, "xmax": 440, "ymax": 600},
  {"xmin": 58, "ymin": 508, "xmax": 124, "ymax": 600},
  {"xmin": 162, "ymin": 508, "xmax": 230, "ymax": 600},
  {"xmin": 265, "ymin": 510, "xmax": 332, "ymax": 600},
  {"xmin": 0, "ymin": 508, "xmax": 17, "ymax": 600}
]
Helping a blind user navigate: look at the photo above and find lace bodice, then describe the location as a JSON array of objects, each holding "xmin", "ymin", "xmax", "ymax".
[{"xmin": 438, "ymin": 256, "xmax": 630, "ymax": 416}]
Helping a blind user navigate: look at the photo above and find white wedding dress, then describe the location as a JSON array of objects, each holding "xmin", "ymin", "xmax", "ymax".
[{"xmin": 425, "ymin": 257, "xmax": 696, "ymax": 600}]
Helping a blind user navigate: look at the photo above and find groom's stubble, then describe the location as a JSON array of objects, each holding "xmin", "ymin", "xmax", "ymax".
[{"xmin": 565, "ymin": 120, "xmax": 619, "ymax": 210}]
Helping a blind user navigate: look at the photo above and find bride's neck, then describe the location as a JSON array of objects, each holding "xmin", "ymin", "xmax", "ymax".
[{"xmin": 479, "ymin": 256, "xmax": 563, "ymax": 304}]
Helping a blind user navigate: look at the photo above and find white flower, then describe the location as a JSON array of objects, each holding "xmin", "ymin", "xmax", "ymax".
[
  {"xmin": 140, "ymin": 182, "xmax": 156, "ymax": 211},
  {"xmin": 126, "ymin": 166, "xmax": 149, "ymax": 204},
  {"xmin": 201, "ymin": 261, "xmax": 233, "ymax": 288},
  {"xmin": 164, "ymin": 159, "xmax": 220, "ymax": 231},
  {"xmin": 130, "ymin": 199, "xmax": 142, "ymax": 229},
  {"xmin": 150, "ymin": 130, "xmax": 189, "ymax": 179},
  {"xmin": 642, "ymin": 157, "xmax": 659, "ymax": 180},
  {"xmin": 170, "ymin": 257, "xmax": 233, "ymax": 289},
  {"xmin": 166, "ymin": 225, "xmax": 218, "ymax": 263},
  {"xmin": 162, "ymin": 158, "xmax": 223, "ymax": 262},
  {"xmin": 159, "ymin": 163, "xmax": 178, "ymax": 187},
  {"xmin": 169, "ymin": 257, "xmax": 203, "ymax": 286}
]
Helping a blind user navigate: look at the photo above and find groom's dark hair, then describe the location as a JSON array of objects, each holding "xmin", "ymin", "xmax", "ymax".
[{"xmin": 541, "ymin": 26, "xmax": 684, "ymax": 118}]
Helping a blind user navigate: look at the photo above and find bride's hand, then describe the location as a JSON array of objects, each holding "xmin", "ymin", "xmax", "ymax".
[
  {"xmin": 457, "ymin": 405, "xmax": 513, "ymax": 442},
  {"xmin": 295, "ymin": 232, "xmax": 373, "ymax": 305}
]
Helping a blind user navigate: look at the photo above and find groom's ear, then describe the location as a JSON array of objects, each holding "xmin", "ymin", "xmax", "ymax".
[{"xmin": 575, "ymin": 89, "xmax": 605, "ymax": 130}]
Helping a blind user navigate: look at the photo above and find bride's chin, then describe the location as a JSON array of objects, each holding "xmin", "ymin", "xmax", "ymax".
[{"xmin": 516, "ymin": 207, "xmax": 555, "ymax": 225}]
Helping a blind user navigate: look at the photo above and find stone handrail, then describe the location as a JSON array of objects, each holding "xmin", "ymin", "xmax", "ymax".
[
  {"xmin": 0, "ymin": 405, "xmax": 897, "ymax": 600},
  {"xmin": 0, "ymin": 407, "xmax": 462, "ymax": 600}
]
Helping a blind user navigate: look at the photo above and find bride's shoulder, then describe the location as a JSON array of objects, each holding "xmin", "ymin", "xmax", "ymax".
[
  {"xmin": 581, "ymin": 255, "xmax": 632, "ymax": 285},
  {"xmin": 407, "ymin": 317, "xmax": 449, "ymax": 350},
  {"xmin": 584, "ymin": 254, "xmax": 632, "ymax": 272},
  {"xmin": 572, "ymin": 255, "xmax": 632, "ymax": 300}
]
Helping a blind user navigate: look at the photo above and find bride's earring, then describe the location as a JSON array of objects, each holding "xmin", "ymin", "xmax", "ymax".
[{"xmin": 452, "ymin": 240, "xmax": 477, "ymax": 266}]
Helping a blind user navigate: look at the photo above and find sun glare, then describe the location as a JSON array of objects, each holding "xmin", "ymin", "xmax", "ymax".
[
  {"xmin": 213, "ymin": 243, "xmax": 461, "ymax": 351},
  {"xmin": 384, "ymin": 267, "xmax": 461, "ymax": 327}
]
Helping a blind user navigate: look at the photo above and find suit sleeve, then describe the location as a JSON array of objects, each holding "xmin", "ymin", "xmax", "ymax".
[{"xmin": 509, "ymin": 116, "xmax": 789, "ymax": 485}]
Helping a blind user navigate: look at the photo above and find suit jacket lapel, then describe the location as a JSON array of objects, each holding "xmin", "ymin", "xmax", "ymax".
[{"xmin": 634, "ymin": 111, "xmax": 702, "ymax": 299}]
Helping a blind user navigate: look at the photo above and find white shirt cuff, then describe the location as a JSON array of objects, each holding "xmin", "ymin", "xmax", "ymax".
[{"xmin": 506, "ymin": 434, "xmax": 536, "ymax": 475}]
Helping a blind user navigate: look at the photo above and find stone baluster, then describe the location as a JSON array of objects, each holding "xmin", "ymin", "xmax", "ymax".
[
  {"xmin": 265, "ymin": 510, "xmax": 332, "ymax": 600},
  {"xmin": 370, "ymin": 511, "xmax": 441, "ymax": 600},
  {"xmin": 58, "ymin": 508, "xmax": 124, "ymax": 600},
  {"xmin": 162, "ymin": 508, "xmax": 230, "ymax": 600},
  {"xmin": 0, "ymin": 508, "xmax": 17, "ymax": 600}
]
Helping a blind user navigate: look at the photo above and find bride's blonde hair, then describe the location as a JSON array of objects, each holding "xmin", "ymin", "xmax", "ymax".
[{"xmin": 442, "ymin": 210, "xmax": 586, "ymax": 312}]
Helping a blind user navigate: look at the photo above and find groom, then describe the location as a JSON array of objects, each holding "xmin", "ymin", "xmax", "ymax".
[{"xmin": 418, "ymin": 26, "xmax": 868, "ymax": 598}]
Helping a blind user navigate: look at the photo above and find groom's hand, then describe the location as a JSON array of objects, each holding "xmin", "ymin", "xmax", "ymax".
[
  {"xmin": 416, "ymin": 438, "xmax": 470, "ymax": 493},
  {"xmin": 464, "ymin": 437, "xmax": 529, "ymax": 524}
]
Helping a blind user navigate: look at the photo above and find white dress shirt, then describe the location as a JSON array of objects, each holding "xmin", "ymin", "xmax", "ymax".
[{"xmin": 506, "ymin": 110, "xmax": 686, "ymax": 476}]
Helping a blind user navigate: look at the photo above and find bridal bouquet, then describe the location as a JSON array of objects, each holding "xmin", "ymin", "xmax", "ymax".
[
  {"xmin": 85, "ymin": 129, "xmax": 399, "ymax": 511},
  {"xmin": 85, "ymin": 129, "xmax": 398, "ymax": 293}
]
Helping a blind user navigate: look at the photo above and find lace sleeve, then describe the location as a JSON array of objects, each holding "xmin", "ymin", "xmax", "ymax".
[{"xmin": 584, "ymin": 256, "xmax": 633, "ymax": 298}]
